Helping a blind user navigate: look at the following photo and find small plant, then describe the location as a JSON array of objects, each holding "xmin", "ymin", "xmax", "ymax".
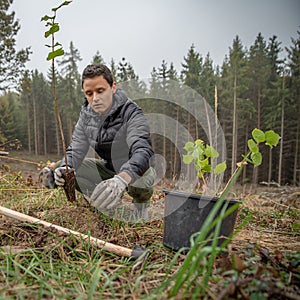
[
  {"xmin": 183, "ymin": 128, "xmax": 281, "ymax": 196},
  {"xmin": 41, "ymin": 1, "xmax": 76, "ymax": 202},
  {"xmin": 152, "ymin": 128, "xmax": 281, "ymax": 298}
]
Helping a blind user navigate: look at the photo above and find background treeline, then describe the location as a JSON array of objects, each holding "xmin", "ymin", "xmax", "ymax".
[{"xmin": 0, "ymin": 1, "xmax": 299, "ymax": 186}]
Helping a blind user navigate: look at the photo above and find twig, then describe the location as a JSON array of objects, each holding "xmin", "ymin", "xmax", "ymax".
[
  {"xmin": 259, "ymin": 195, "xmax": 300, "ymax": 212},
  {"xmin": 0, "ymin": 155, "xmax": 40, "ymax": 165},
  {"xmin": 256, "ymin": 228, "xmax": 300, "ymax": 236},
  {"xmin": 0, "ymin": 205, "xmax": 146, "ymax": 258}
]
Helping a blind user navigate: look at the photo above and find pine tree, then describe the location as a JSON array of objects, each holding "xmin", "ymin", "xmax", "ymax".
[
  {"xmin": 57, "ymin": 41, "xmax": 83, "ymax": 142},
  {"xmin": 224, "ymin": 36, "xmax": 249, "ymax": 176},
  {"xmin": 117, "ymin": 57, "xmax": 145, "ymax": 99},
  {"xmin": 199, "ymin": 52, "xmax": 216, "ymax": 105},
  {"xmin": 30, "ymin": 70, "xmax": 53, "ymax": 155},
  {"xmin": 0, "ymin": 0, "xmax": 31, "ymax": 90},
  {"xmin": 19, "ymin": 71, "xmax": 32, "ymax": 151},
  {"xmin": 181, "ymin": 44, "xmax": 202, "ymax": 91},
  {"xmin": 91, "ymin": 50, "xmax": 105, "ymax": 65},
  {"xmin": 168, "ymin": 62, "xmax": 178, "ymax": 81},
  {"xmin": 247, "ymin": 33, "xmax": 272, "ymax": 183},
  {"xmin": 117, "ymin": 57, "xmax": 129, "ymax": 82},
  {"xmin": 158, "ymin": 60, "xmax": 170, "ymax": 90},
  {"xmin": 110, "ymin": 58, "xmax": 118, "ymax": 81},
  {"xmin": 286, "ymin": 29, "xmax": 300, "ymax": 185},
  {"xmin": 265, "ymin": 36, "xmax": 284, "ymax": 184},
  {"xmin": 58, "ymin": 41, "xmax": 82, "ymax": 77},
  {"xmin": 0, "ymin": 93, "xmax": 18, "ymax": 143}
]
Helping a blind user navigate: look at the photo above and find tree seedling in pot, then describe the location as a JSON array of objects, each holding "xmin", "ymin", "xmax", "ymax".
[{"xmin": 183, "ymin": 128, "xmax": 281, "ymax": 198}]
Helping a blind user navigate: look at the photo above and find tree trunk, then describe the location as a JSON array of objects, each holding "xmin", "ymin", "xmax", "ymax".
[
  {"xmin": 26, "ymin": 100, "xmax": 31, "ymax": 153},
  {"xmin": 214, "ymin": 85, "xmax": 218, "ymax": 191},
  {"xmin": 56, "ymin": 121, "xmax": 60, "ymax": 156},
  {"xmin": 187, "ymin": 107, "xmax": 191, "ymax": 181},
  {"xmin": 293, "ymin": 106, "xmax": 299, "ymax": 185},
  {"xmin": 253, "ymin": 86, "xmax": 261, "ymax": 184},
  {"xmin": 278, "ymin": 76, "xmax": 285, "ymax": 185},
  {"xmin": 214, "ymin": 85, "xmax": 218, "ymax": 149},
  {"xmin": 242, "ymin": 120, "xmax": 249, "ymax": 183},
  {"xmin": 173, "ymin": 107, "xmax": 179, "ymax": 179},
  {"xmin": 268, "ymin": 147, "xmax": 272, "ymax": 183},
  {"xmin": 43, "ymin": 110, "xmax": 47, "ymax": 155},
  {"xmin": 33, "ymin": 96, "xmax": 38, "ymax": 155},
  {"xmin": 163, "ymin": 109, "xmax": 166, "ymax": 177},
  {"xmin": 231, "ymin": 70, "xmax": 237, "ymax": 176}
]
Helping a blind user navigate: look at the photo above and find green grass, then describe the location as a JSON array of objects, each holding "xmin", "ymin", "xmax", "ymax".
[{"xmin": 1, "ymin": 169, "xmax": 299, "ymax": 299}]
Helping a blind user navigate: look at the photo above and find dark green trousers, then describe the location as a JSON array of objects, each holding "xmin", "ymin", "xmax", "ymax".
[{"xmin": 73, "ymin": 158, "xmax": 155, "ymax": 204}]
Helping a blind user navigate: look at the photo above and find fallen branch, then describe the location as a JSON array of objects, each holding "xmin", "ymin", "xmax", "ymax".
[
  {"xmin": 0, "ymin": 206, "xmax": 146, "ymax": 259},
  {"xmin": 0, "ymin": 155, "xmax": 40, "ymax": 165}
]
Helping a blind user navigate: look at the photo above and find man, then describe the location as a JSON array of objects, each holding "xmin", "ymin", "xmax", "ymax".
[{"xmin": 51, "ymin": 64, "xmax": 155, "ymax": 220}]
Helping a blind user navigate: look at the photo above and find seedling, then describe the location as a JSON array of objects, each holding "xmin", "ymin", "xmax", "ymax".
[
  {"xmin": 183, "ymin": 128, "xmax": 281, "ymax": 196},
  {"xmin": 41, "ymin": 1, "xmax": 76, "ymax": 201}
]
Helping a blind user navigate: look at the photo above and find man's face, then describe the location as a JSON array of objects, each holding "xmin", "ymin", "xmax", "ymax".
[{"xmin": 83, "ymin": 75, "xmax": 116, "ymax": 114}]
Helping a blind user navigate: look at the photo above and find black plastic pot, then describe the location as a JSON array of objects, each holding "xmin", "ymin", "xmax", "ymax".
[{"xmin": 163, "ymin": 190, "xmax": 241, "ymax": 251}]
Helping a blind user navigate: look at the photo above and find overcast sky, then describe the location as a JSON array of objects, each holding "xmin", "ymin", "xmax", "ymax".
[{"xmin": 11, "ymin": 0, "xmax": 300, "ymax": 79}]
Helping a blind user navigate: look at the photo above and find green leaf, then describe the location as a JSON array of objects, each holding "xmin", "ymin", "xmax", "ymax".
[
  {"xmin": 248, "ymin": 139, "xmax": 259, "ymax": 153},
  {"xmin": 197, "ymin": 159, "xmax": 211, "ymax": 173},
  {"xmin": 183, "ymin": 154, "xmax": 193, "ymax": 165},
  {"xmin": 44, "ymin": 23, "xmax": 60, "ymax": 38},
  {"xmin": 41, "ymin": 15, "xmax": 54, "ymax": 22},
  {"xmin": 251, "ymin": 152, "xmax": 262, "ymax": 167},
  {"xmin": 205, "ymin": 145, "xmax": 219, "ymax": 158},
  {"xmin": 47, "ymin": 48, "xmax": 64, "ymax": 60},
  {"xmin": 52, "ymin": 1, "xmax": 73, "ymax": 12},
  {"xmin": 214, "ymin": 161, "xmax": 227, "ymax": 174},
  {"xmin": 198, "ymin": 158, "xmax": 209, "ymax": 169},
  {"xmin": 194, "ymin": 147, "xmax": 204, "ymax": 160},
  {"xmin": 183, "ymin": 142, "xmax": 194, "ymax": 152},
  {"xmin": 195, "ymin": 139, "xmax": 204, "ymax": 146},
  {"xmin": 252, "ymin": 128, "xmax": 265, "ymax": 143},
  {"xmin": 265, "ymin": 130, "xmax": 281, "ymax": 148}
]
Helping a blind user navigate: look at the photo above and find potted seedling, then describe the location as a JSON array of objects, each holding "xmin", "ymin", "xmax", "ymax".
[{"xmin": 163, "ymin": 128, "xmax": 281, "ymax": 251}]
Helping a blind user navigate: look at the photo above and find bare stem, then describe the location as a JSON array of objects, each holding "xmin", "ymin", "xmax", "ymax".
[{"xmin": 51, "ymin": 14, "xmax": 68, "ymax": 171}]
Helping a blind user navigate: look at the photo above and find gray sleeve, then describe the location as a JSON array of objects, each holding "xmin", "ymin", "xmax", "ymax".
[{"xmin": 119, "ymin": 107, "xmax": 154, "ymax": 182}]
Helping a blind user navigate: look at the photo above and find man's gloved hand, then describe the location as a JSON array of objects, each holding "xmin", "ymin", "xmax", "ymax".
[
  {"xmin": 90, "ymin": 175, "xmax": 128, "ymax": 210},
  {"xmin": 54, "ymin": 167, "xmax": 67, "ymax": 186}
]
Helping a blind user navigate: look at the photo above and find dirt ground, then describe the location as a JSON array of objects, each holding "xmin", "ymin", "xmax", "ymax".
[{"xmin": 1, "ymin": 151, "xmax": 300, "ymax": 298}]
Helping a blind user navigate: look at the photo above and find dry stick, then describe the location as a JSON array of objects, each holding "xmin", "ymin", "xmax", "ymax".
[
  {"xmin": 0, "ymin": 155, "xmax": 40, "ymax": 165},
  {"xmin": 0, "ymin": 206, "xmax": 145, "ymax": 259}
]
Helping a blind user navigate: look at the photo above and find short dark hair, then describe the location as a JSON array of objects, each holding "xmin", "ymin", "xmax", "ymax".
[{"xmin": 81, "ymin": 64, "xmax": 114, "ymax": 87}]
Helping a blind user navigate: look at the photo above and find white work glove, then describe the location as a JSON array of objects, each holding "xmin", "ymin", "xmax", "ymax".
[
  {"xmin": 54, "ymin": 166, "xmax": 67, "ymax": 186},
  {"xmin": 90, "ymin": 175, "xmax": 128, "ymax": 210}
]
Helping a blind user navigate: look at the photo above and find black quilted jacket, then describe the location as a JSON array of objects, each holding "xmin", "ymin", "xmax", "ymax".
[{"xmin": 61, "ymin": 88, "xmax": 154, "ymax": 182}]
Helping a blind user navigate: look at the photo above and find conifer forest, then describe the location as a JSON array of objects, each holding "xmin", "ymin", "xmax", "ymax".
[{"xmin": 1, "ymin": 0, "xmax": 299, "ymax": 187}]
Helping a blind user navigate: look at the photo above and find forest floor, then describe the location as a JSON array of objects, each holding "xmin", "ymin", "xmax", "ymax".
[{"xmin": 0, "ymin": 151, "xmax": 299, "ymax": 299}]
